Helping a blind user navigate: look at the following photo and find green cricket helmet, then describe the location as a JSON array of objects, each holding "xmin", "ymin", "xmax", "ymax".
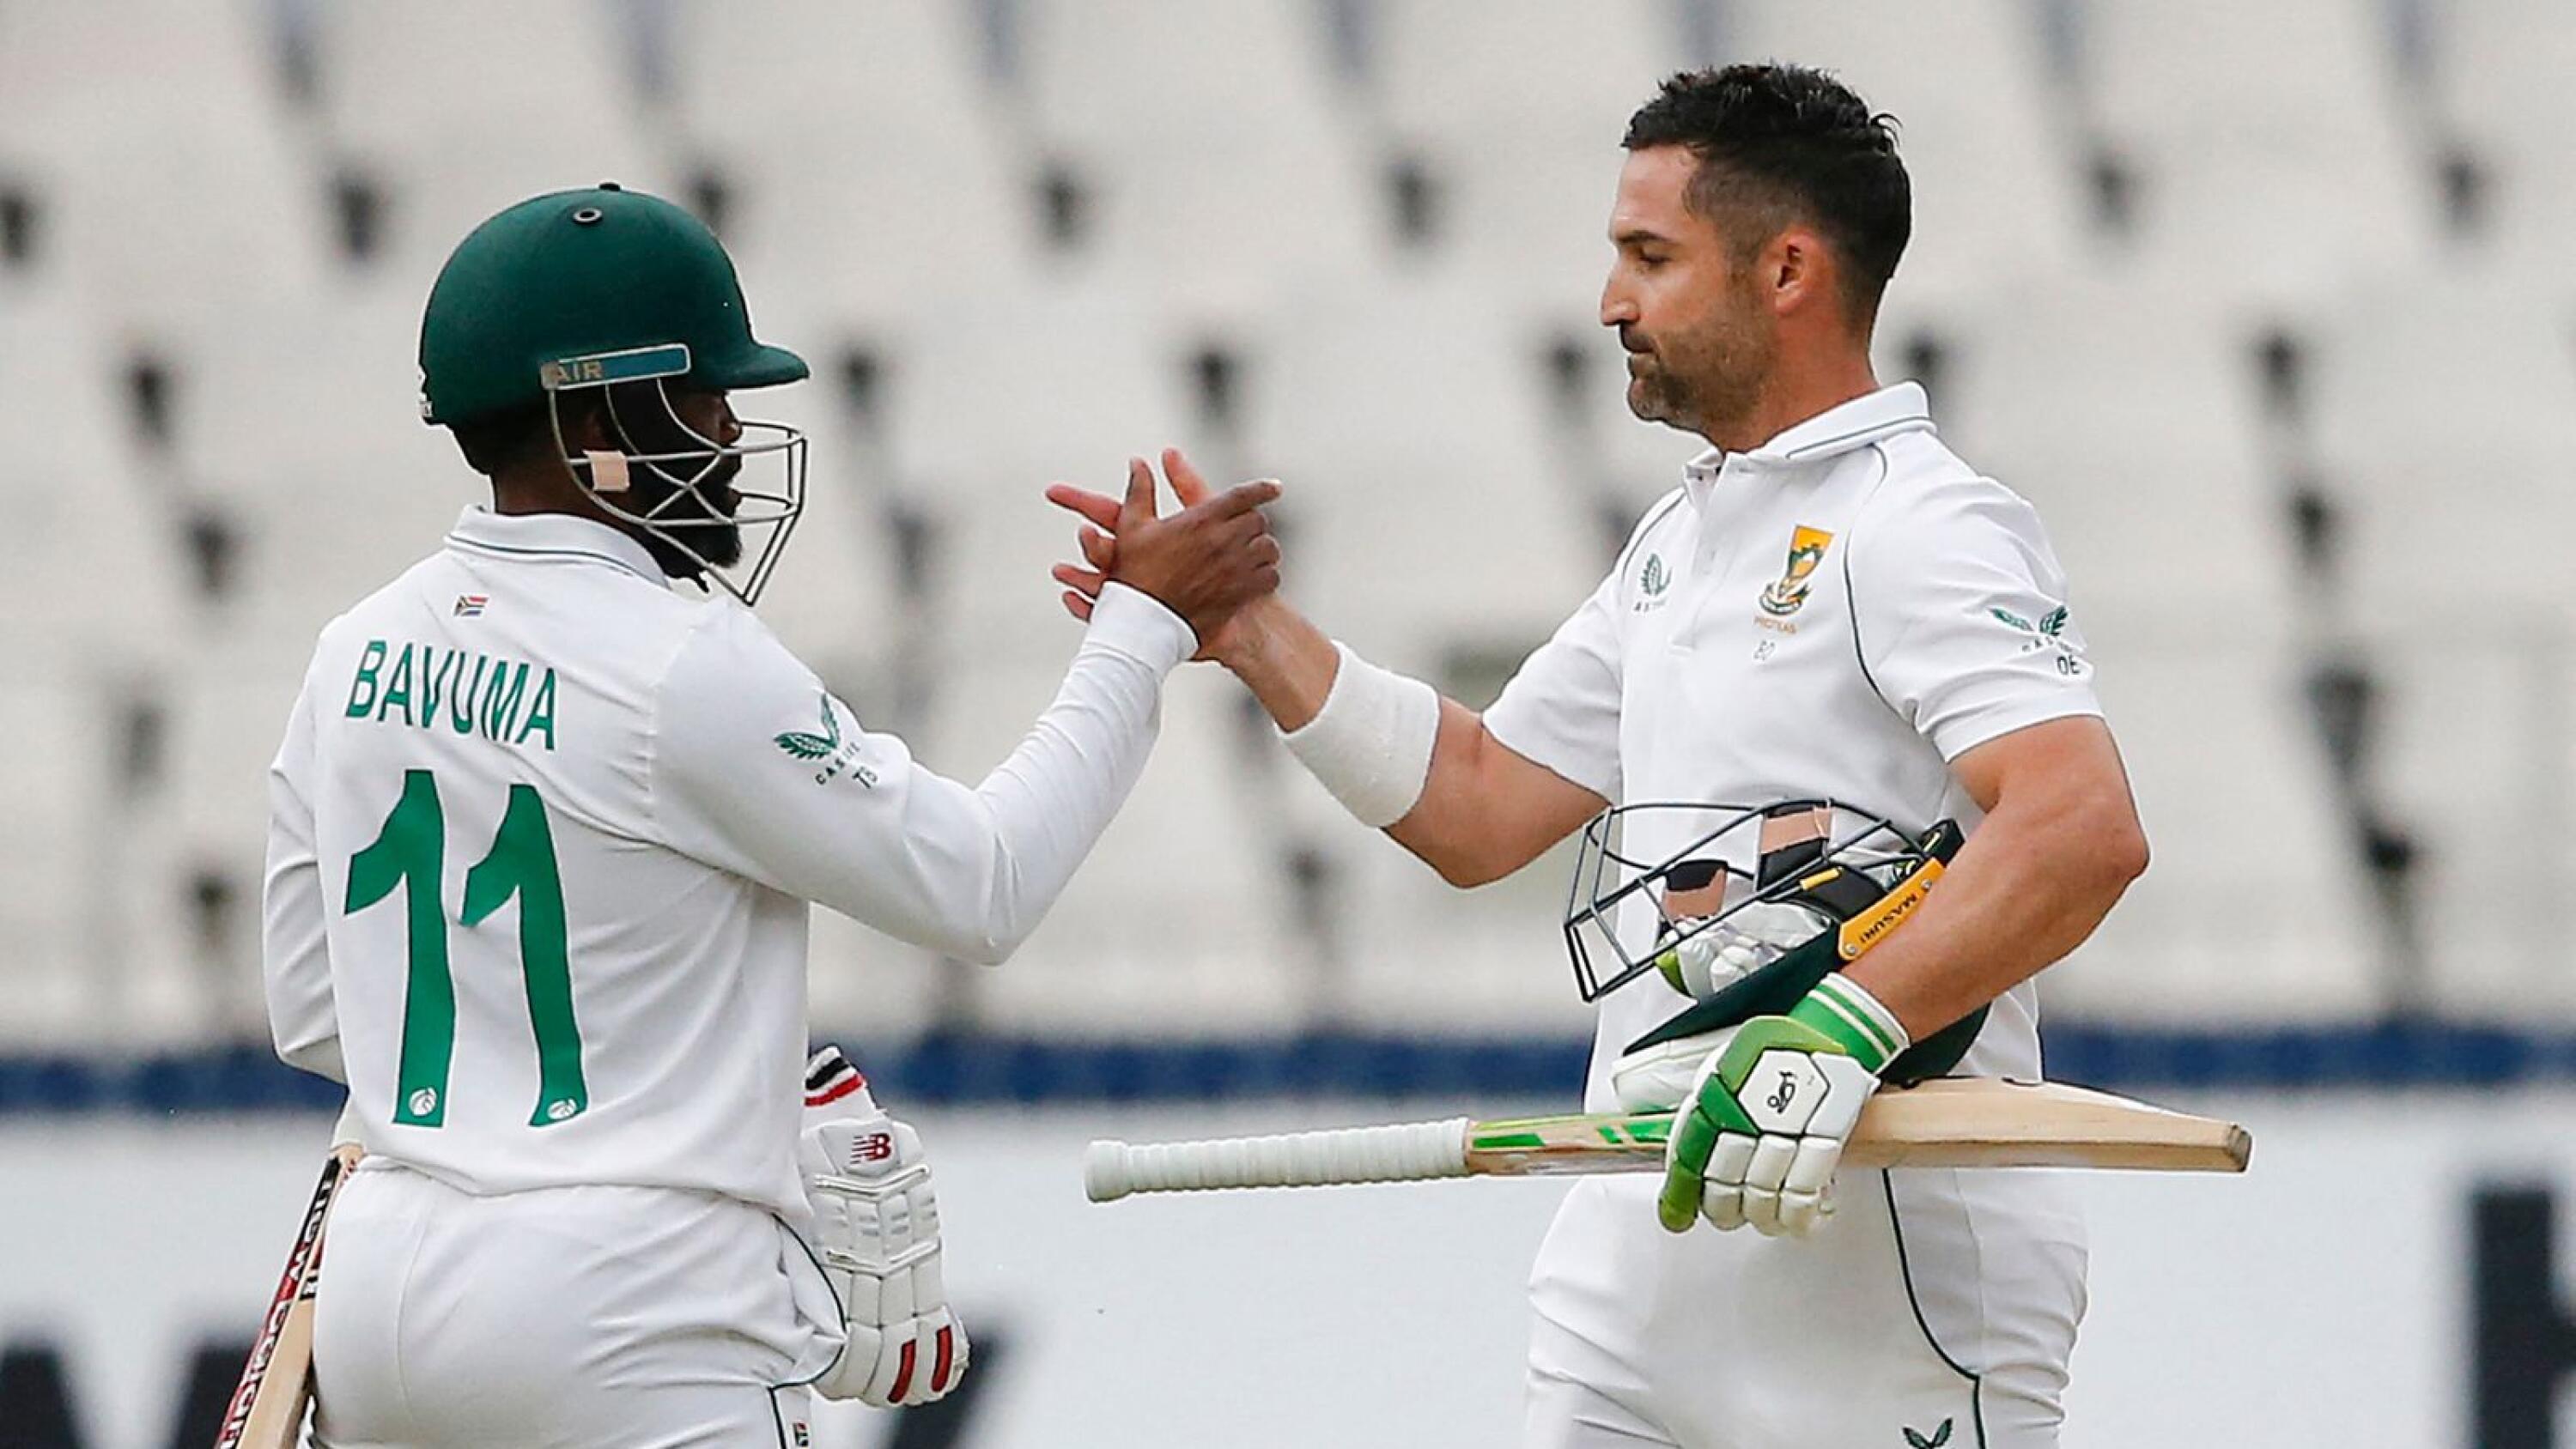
[
  {"xmin": 1567, "ymin": 799, "xmax": 1985, "ymax": 1087},
  {"xmin": 419, "ymin": 183, "xmax": 811, "ymax": 605}
]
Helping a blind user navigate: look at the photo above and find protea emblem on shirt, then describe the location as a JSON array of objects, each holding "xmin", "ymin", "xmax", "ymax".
[
  {"xmin": 773, "ymin": 690, "xmax": 844, "ymax": 761},
  {"xmin": 774, "ymin": 689, "xmax": 878, "ymax": 787},
  {"xmin": 1640, "ymin": 552, "xmax": 1670, "ymax": 597},
  {"xmin": 1757, "ymin": 525, "xmax": 1835, "ymax": 617}
]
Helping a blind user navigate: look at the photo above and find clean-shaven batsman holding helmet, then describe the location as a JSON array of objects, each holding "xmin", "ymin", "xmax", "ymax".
[
  {"xmin": 1052, "ymin": 69, "xmax": 2148, "ymax": 1447},
  {"xmin": 262, "ymin": 185, "xmax": 1280, "ymax": 1446}
]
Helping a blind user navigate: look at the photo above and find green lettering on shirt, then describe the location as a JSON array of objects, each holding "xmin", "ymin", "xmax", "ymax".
[
  {"xmin": 481, "ymin": 661, "xmax": 529, "ymax": 743},
  {"xmin": 450, "ymin": 656, "xmax": 489, "ymax": 735},
  {"xmin": 344, "ymin": 639, "xmax": 387, "ymax": 718},
  {"xmin": 348, "ymin": 640, "xmax": 558, "ymax": 753},
  {"xmin": 378, "ymin": 644, "xmax": 415, "ymax": 726},
  {"xmin": 513, "ymin": 669, "xmax": 558, "ymax": 752}
]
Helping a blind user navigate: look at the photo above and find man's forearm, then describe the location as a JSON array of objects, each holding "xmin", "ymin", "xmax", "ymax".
[
  {"xmin": 1217, "ymin": 599, "xmax": 1604, "ymax": 888},
  {"xmin": 1842, "ymin": 788, "xmax": 2147, "ymax": 1040},
  {"xmin": 1214, "ymin": 597, "xmax": 1341, "ymax": 731}
]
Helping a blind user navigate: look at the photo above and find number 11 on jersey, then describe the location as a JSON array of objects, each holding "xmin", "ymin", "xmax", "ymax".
[{"xmin": 346, "ymin": 769, "xmax": 587, "ymax": 1129}]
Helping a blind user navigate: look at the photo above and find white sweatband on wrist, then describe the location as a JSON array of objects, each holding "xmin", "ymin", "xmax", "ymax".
[{"xmin": 1280, "ymin": 642, "xmax": 1441, "ymax": 828}]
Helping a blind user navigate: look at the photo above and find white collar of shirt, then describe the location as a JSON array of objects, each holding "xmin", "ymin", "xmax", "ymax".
[
  {"xmin": 1680, "ymin": 380, "xmax": 1935, "ymax": 510},
  {"xmin": 446, "ymin": 504, "xmax": 671, "ymax": 589}
]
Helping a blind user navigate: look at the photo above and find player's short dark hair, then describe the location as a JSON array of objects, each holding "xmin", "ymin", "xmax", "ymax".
[
  {"xmin": 447, "ymin": 398, "xmax": 553, "ymax": 476},
  {"xmin": 446, "ymin": 391, "xmax": 614, "ymax": 476},
  {"xmin": 1623, "ymin": 64, "xmax": 1911, "ymax": 324}
]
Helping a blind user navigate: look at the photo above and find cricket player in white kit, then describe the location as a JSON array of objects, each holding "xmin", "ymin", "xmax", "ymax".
[
  {"xmin": 1049, "ymin": 68, "xmax": 2149, "ymax": 1447},
  {"xmin": 261, "ymin": 185, "xmax": 1282, "ymax": 1446}
]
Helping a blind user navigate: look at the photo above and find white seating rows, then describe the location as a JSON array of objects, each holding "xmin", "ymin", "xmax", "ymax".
[{"xmin": 1, "ymin": 0, "xmax": 2572, "ymax": 1046}]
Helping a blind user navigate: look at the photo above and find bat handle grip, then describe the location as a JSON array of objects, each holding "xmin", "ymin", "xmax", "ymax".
[{"xmin": 1085, "ymin": 1118, "xmax": 1473, "ymax": 1202}]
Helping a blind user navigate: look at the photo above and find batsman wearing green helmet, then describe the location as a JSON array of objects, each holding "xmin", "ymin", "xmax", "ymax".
[{"xmin": 260, "ymin": 185, "xmax": 1282, "ymax": 1446}]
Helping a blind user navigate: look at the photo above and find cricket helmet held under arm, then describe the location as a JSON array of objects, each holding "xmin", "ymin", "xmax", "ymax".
[{"xmin": 1565, "ymin": 798, "xmax": 1985, "ymax": 1085}]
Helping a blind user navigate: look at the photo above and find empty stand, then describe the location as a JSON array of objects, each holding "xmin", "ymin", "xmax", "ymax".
[
  {"xmin": 2427, "ymin": 0, "xmax": 2576, "ymax": 277},
  {"xmin": 1921, "ymin": 277, "xmax": 2300, "ymax": 621},
  {"xmin": 1369, "ymin": 0, "xmax": 1692, "ymax": 318},
  {"xmin": 0, "ymin": 297, "xmax": 189, "ymax": 667},
  {"xmin": 1016, "ymin": 0, "xmax": 1381, "ymax": 326},
  {"xmin": 2045, "ymin": 627, "xmax": 2390, "ymax": 1022},
  {"xmin": 1721, "ymin": 0, "xmax": 2091, "ymax": 311},
  {"xmin": 0, "ymin": 0, "xmax": 331, "ymax": 346},
  {"xmin": 928, "ymin": 665, "xmax": 1303, "ymax": 1034},
  {"xmin": 2068, "ymin": 0, "xmax": 2438, "ymax": 323},
  {"xmin": 2306, "ymin": 269, "xmax": 2576, "ymax": 611},
  {"xmin": 1238, "ymin": 269, "xmax": 1601, "ymax": 678},
  {"xmin": 666, "ymin": 0, "xmax": 1036, "ymax": 325},
  {"xmin": 309, "ymin": 0, "xmax": 673, "ymax": 282}
]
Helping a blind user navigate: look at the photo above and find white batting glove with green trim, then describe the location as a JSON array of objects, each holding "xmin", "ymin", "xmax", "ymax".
[
  {"xmin": 1620, "ymin": 901, "xmax": 1841, "ymax": 1113},
  {"xmin": 1658, "ymin": 974, "xmax": 1910, "ymax": 1238},
  {"xmin": 1653, "ymin": 899, "xmax": 1832, "ymax": 1000}
]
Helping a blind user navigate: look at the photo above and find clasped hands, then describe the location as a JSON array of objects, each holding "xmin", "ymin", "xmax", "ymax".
[
  {"xmin": 1043, "ymin": 447, "xmax": 1281, "ymax": 657},
  {"xmin": 1045, "ymin": 447, "xmax": 1283, "ymax": 659}
]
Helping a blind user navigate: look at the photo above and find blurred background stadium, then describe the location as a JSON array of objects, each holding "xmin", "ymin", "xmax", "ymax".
[{"xmin": 3, "ymin": 1, "xmax": 2574, "ymax": 1446}]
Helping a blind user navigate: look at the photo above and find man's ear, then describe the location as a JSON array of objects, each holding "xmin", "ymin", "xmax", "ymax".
[
  {"xmin": 1766, "ymin": 226, "xmax": 1833, "ymax": 318},
  {"xmin": 554, "ymin": 392, "xmax": 617, "ymax": 454}
]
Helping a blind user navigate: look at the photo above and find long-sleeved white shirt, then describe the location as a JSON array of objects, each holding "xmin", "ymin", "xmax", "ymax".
[{"xmin": 264, "ymin": 506, "xmax": 1192, "ymax": 1215}]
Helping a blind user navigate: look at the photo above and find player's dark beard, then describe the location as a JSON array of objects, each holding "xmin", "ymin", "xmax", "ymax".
[
  {"xmin": 630, "ymin": 458, "xmax": 745, "ymax": 573},
  {"xmin": 1621, "ymin": 286, "xmax": 1775, "ymax": 444},
  {"xmin": 605, "ymin": 380, "xmax": 744, "ymax": 574}
]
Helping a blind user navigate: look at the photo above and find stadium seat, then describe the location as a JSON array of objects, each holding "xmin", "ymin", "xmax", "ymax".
[
  {"xmin": 1236, "ymin": 269, "xmax": 1601, "ymax": 679},
  {"xmin": 2068, "ymin": 0, "xmax": 2437, "ymax": 323},
  {"xmin": 2304, "ymin": 270, "xmax": 2576, "ymax": 1017},
  {"xmin": 2044, "ymin": 631, "xmax": 2387, "ymax": 1022},
  {"xmin": 1919, "ymin": 277, "xmax": 2299, "ymax": 621},
  {"xmin": 1320, "ymin": 798, "xmax": 1594, "ymax": 1037},
  {"xmin": 857, "ymin": 284, "xmax": 1200, "ymax": 656},
  {"xmin": 2425, "ymin": 0, "xmax": 2576, "ymax": 279},
  {"xmin": 930, "ymin": 664, "xmax": 1303, "ymax": 1035},
  {"xmin": 737, "ymin": 379, "xmax": 906, "ymax": 703},
  {"xmin": 163, "ymin": 639, "xmax": 318, "ymax": 1040},
  {"xmin": 1719, "ymin": 0, "xmax": 2091, "ymax": 311},
  {"xmin": 665, "ymin": 0, "xmax": 1038, "ymax": 324},
  {"xmin": 310, "ymin": 0, "xmax": 674, "ymax": 284},
  {"xmin": 1016, "ymin": 0, "xmax": 1381, "ymax": 328},
  {"xmin": 2306, "ymin": 269, "xmax": 2576, "ymax": 611},
  {"xmin": 2362, "ymin": 630, "xmax": 2576, "ymax": 1019},
  {"xmin": 1368, "ymin": 0, "xmax": 1692, "ymax": 319},
  {"xmin": 160, "ymin": 284, "xmax": 467, "ymax": 639},
  {"xmin": 0, "ymin": 296, "xmax": 188, "ymax": 667},
  {"xmin": 0, "ymin": 0, "xmax": 332, "ymax": 346},
  {"xmin": 0, "ymin": 661, "xmax": 120, "ymax": 1047}
]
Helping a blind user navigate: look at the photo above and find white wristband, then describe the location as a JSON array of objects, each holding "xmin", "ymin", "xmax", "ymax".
[{"xmin": 1280, "ymin": 643, "xmax": 1441, "ymax": 828}]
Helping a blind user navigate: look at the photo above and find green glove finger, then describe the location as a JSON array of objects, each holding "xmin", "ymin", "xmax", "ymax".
[
  {"xmin": 1660, "ymin": 1100, "xmax": 1722, "ymax": 1232},
  {"xmin": 1659, "ymin": 1069, "xmax": 1765, "ymax": 1232}
]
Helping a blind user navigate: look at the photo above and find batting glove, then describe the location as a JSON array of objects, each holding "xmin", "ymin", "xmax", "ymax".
[
  {"xmin": 800, "ymin": 1046, "xmax": 969, "ymax": 1407},
  {"xmin": 1659, "ymin": 974, "xmax": 1909, "ymax": 1239},
  {"xmin": 1619, "ymin": 900, "xmax": 1841, "ymax": 1113}
]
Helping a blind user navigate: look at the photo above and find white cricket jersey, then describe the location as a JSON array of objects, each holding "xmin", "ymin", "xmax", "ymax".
[
  {"xmin": 1484, "ymin": 382, "xmax": 2103, "ymax": 1110},
  {"xmin": 264, "ymin": 506, "xmax": 1192, "ymax": 1216}
]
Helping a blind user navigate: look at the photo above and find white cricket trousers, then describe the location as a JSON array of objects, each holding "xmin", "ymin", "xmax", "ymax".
[
  {"xmin": 312, "ymin": 1160, "xmax": 835, "ymax": 1448},
  {"xmin": 1523, "ymin": 1169, "xmax": 2086, "ymax": 1449}
]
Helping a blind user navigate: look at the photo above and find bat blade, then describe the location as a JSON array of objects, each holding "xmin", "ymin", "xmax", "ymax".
[
  {"xmin": 214, "ymin": 1143, "xmax": 363, "ymax": 1449},
  {"xmin": 1463, "ymin": 1079, "xmax": 2252, "ymax": 1178}
]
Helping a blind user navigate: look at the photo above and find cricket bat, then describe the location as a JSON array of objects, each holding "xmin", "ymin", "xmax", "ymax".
[
  {"xmin": 1084, "ymin": 1078, "xmax": 2250, "ymax": 1203},
  {"xmin": 213, "ymin": 1142, "xmax": 365, "ymax": 1449}
]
